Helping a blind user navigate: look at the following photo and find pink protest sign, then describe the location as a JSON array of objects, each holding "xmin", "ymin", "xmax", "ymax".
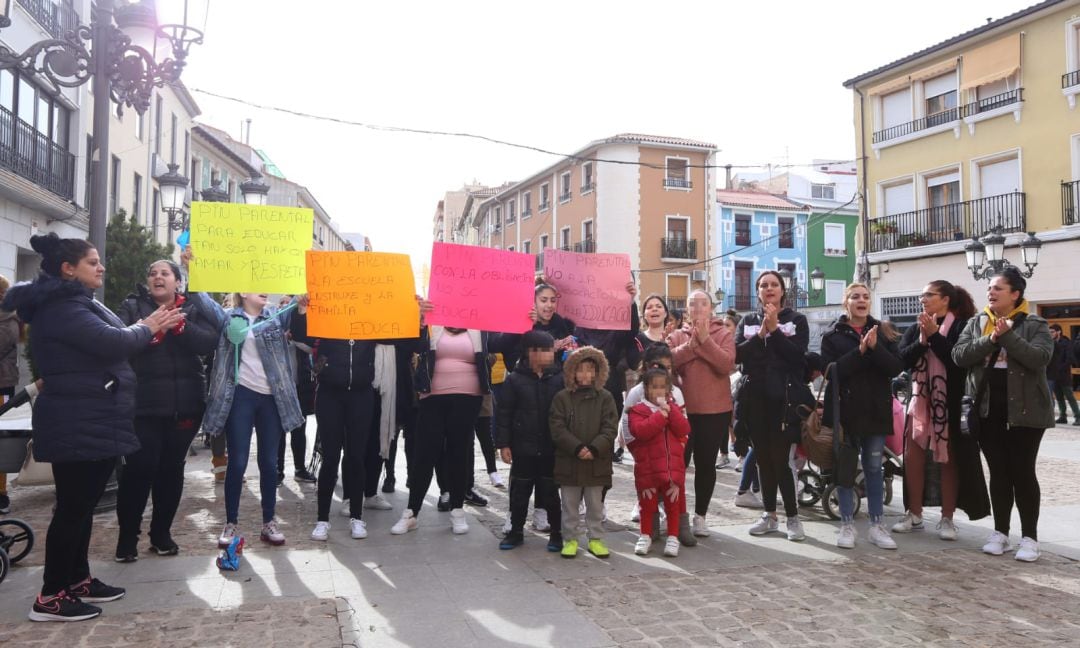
[
  {"xmin": 427, "ymin": 242, "xmax": 535, "ymax": 333},
  {"xmin": 543, "ymin": 249, "xmax": 632, "ymax": 330}
]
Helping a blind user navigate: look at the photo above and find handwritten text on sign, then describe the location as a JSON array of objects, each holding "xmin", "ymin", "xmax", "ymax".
[
  {"xmin": 188, "ymin": 202, "xmax": 313, "ymax": 293},
  {"xmin": 543, "ymin": 249, "xmax": 632, "ymax": 330},
  {"xmin": 305, "ymin": 251, "xmax": 419, "ymax": 340},
  {"xmin": 427, "ymin": 243, "xmax": 535, "ymax": 333}
]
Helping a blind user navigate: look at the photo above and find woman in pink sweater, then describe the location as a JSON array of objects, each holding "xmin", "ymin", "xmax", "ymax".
[{"xmin": 667, "ymin": 290, "xmax": 736, "ymax": 537}]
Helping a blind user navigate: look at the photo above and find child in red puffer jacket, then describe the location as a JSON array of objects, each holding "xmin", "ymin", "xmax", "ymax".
[{"xmin": 628, "ymin": 367, "xmax": 691, "ymax": 557}]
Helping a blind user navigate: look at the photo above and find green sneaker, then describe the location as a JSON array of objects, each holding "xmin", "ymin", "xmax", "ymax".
[
  {"xmin": 587, "ymin": 539, "xmax": 610, "ymax": 559},
  {"xmin": 560, "ymin": 539, "xmax": 578, "ymax": 558}
]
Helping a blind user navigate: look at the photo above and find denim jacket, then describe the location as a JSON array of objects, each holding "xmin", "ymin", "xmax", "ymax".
[{"xmin": 201, "ymin": 296, "xmax": 304, "ymax": 437}]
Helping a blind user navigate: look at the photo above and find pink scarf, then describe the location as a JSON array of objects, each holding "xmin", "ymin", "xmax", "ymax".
[{"xmin": 907, "ymin": 312, "xmax": 954, "ymax": 462}]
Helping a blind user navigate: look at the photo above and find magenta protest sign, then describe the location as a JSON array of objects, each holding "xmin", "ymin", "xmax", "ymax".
[
  {"xmin": 427, "ymin": 242, "xmax": 535, "ymax": 333},
  {"xmin": 543, "ymin": 249, "xmax": 633, "ymax": 330}
]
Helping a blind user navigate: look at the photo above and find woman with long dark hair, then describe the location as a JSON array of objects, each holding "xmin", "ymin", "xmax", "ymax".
[
  {"xmin": 894, "ymin": 280, "xmax": 990, "ymax": 540},
  {"xmin": 954, "ymin": 267, "xmax": 1054, "ymax": 562},
  {"xmin": 4, "ymin": 234, "xmax": 182, "ymax": 622},
  {"xmin": 736, "ymin": 271, "xmax": 808, "ymax": 542}
]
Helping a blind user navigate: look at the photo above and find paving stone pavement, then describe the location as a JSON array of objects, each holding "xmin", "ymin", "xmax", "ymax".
[{"xmin": 0, "ymin": 423, "xmax": 1078, "ymax": 646}]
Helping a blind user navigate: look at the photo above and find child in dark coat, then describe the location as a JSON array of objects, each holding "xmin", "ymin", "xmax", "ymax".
[
  {"xmin": 628, "ymin": 368, "xmax": 691, "ymax": 557},
  {"xmin": 495, "ymin": 331, "xmax": 565, "ymax": 551}
]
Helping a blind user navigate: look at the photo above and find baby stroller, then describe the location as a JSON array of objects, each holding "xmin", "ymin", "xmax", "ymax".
[{"xmin": 0, "ymin": 387, "xmax": 38, "ymax": 585}]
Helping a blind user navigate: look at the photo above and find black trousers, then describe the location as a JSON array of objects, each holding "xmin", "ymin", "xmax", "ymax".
[
  {"xmin": 277, "ymin": 419, "xmax": 308, "ymax": 475},
  {"xmin": 684, "ymin": 412, "xmax": 732, "ymax": 516},
  {"xmin": 408, "ymin": 394, "xmax": 482, "ymax": 514},
  {"xmin": 315, "ymin": 385, "xmax": 375, "ymax": 521},
  {"xmin": 43, "ymin": 458, "xmax": 114, "ymax": 596},
  {"xmin": 508, "ymin": 454, "xmax": 561, "ymax": 535},
  {"xmin": 363, "ymin": 413, "xmax": 385, "ymax": 498},
  {"xmin": 116, "ymin": 415, "xmax": 201, "ymax": 545},
  {"xmin": 981, "ymin": 369, "xmax": 1045, "ymax": 540},
  {"xmin": 746, "ymin": 385, "xmax": 798, "ymax": 517}
]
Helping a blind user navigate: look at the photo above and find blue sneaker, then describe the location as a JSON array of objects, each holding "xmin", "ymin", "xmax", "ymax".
[
  {"xmin": 499, "ymin": 532, "xmax": 524, "ymax": 550},
  {"xmin": 547, "ymin": 533, "xmax": 563, "ymax": 552}
]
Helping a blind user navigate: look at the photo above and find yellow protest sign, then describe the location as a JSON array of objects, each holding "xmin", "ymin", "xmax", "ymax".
[
  {"xmin": 187, "ymin": 202, "xmax": 313, "ymax": 293},
  {"xmin": 305, "ymin": 251, "xmax": 420, "ymax": 340}
]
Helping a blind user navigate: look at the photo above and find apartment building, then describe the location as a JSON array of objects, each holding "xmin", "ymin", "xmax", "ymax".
[
  {"xmin": 461, "ymin": 134, "xmax": 717, "ymax": 308},
  {"xmin": 843, "ymin": 0, "xmax": 1080, "ymax": 335}
]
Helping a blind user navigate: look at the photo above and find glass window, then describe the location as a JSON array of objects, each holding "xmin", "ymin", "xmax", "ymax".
[
  {"xmin": 18, "ymin": 78, "xmax": 36, "ymax": 124},
  {"xmin": 778, "ymin": 217, "xmax": 794, "ymax": 248},
  {"xmin": 0, "ymin": 69, "xmax": 14, "ymax": 111},
  {"xmin": 735, "ymin": 214, "xmax": 751, "ymax": 246}
]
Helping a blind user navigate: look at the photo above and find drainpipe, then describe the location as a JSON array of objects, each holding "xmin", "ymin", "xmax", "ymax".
[{"xmin": 856, "ymin": 87, "xmax": 871, "ymax": 285}]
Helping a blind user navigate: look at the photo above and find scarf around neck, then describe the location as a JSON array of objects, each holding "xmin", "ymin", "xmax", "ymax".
[
  {"xmin": 980, "ymin": 300, "xmax": 1029, "ymax": 337},
  {"xmin": 908, "ymin": 312, "xmax": 954, "ymax": 462}
]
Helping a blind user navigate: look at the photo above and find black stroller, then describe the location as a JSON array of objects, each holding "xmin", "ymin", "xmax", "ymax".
[{"xmin": 0, "ymin": 387, "xmax": 38, "ymax": 584}]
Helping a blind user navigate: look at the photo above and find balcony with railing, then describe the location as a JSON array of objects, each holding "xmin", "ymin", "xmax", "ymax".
[
  {"xmin": 866, "ymin": 191, "xmax": 1026, "ymax": 253},
  {"xmin": 873, "ymin": 89, "xmax": 1025, "ymax": 145},
  {"xmin": 963, "ymin": 88, "xmax": 1023, "ymax": 115},
  {"xmin": 664, "ymin": 177, "xmax": 692, "ymax": 189},
  {"xmin": 16, "ymin": 0, "xmax": 80, "ymax": 39},
  {"xmin": 666, "ymin": 298, "xmax": 687, "ymax": 311},
  {"xmin": 1062, "ymin": 180, "xmax": 1080, "ymax": 226},
  {"xmin": 558, "ymin": 192, "xmax": 571, "ymax": 203},
  {"xmin": 538, "ymin": 201, "xmax": 550, "ymax": 211},
  {"xmin": 573, "ymin": 239, "xmax": 595, "ymax": 254},
  {"xmin": 1063, "ymin": 70, "xmax": 1080, "ymax": 89},
  {"xmin": 0, "ymin": 105, "xmax": 76, "ymax": 200},
  {"xmin": 660, "ymin": 238, "xmax": 697, "ymax": 260}
]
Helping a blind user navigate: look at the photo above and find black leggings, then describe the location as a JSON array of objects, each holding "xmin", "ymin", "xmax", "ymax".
[
  {"xmin": 981, "ymin": 369, "xmax": 1045, "ymax": 540},
  {"xmin": 409, "ymin": 394, "xmax": 482, "ymax": 514},
  {"xmin": 508, "ymin": 455, "xmax": 561, "ymax": 534},
  {"xmin": 43, "ymin": 458, "xmax": 114, "ymax": 596},
  {"xmin": 116, "ymin": 415, "xmax": 201, "ymax": 545},
  {"xmin": 684, "ymin": 412, "xmax": 732, "ymax": 516},
  {"xmin": 746, "ymin": 386, "xmax": 798, "ymax": 517},
  {"xmin": 277, "ymin": 420, "xmax": 308, "ymax": 475},
  {"xmin": 315, "ymin": 385, "xmax": 374, "ymax": 521}
]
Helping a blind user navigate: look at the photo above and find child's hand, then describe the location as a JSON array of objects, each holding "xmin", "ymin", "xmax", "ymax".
[
  {"xmin": 657, "ymin": 398, "xmax": 670, "ymax": 416},
  {"xmin": 641, "ymin": 487, "xmax": 656, "ymax": 500},
  {"xmin": 665, "ymin": 483, "xmax": 681, "ymax": 502},
  {"xmin": 500, "ymin": 448, "xmax": 512, "ymax": 464},
  {"xmin": 577, "ymin": 447, "xmax": 593, "ymax": 460}
]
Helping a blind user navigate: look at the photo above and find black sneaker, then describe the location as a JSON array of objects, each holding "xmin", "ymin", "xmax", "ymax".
[
  {"xmin": 68, "ymin": 577, "xmax": 125, "ymax": 603},
  {"xmin": 293, "ymin": 469, "xmax": 317, "ymax": 483},
  {"xmin": 499, "ymin": 531, "xmax": 524, "ymax": 550},
  {"xmin": 464, "ymin": 489, "xmax": 488, "ymax": 507},
  {"xmin": 0, "ymin": 492, "xmax": 10, "ymax": 514},
  {"xmin": 28, "ymin": 591, "xmax": 102, "ymax": 622},
  {"xmin": 436, "ymin": 492, "xmax": 451, "ymax": 512},
  {"xmin": 381, "ymin": 477, "xmax": 396, "ymax": 493},
  {"xmin": 547, "ymin": 533, "xmax": 564, "ymax": 553},
  {"xmin": 1057, "ymin": 417, "xmax": 1068, "ymax": 424},
  {"xmin": 114, "ymin": 535, "xmax": 138, "ymax": 563},
  {"xmin": 149, "ymin": 537, "xmax": 179, "ymax": 556},
  {"xmin": 612, "ymin": 448, "xmax": 624, "ymax": 464},
  {"xmin": 277, "ymin": 472, "xmax": 285, "ymax": 486}
]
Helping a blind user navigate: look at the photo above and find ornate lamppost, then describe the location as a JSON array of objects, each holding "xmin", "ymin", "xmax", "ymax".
[{"xmin": 964, "ymin": 224, "xmax": 1043, "ymax": 280}]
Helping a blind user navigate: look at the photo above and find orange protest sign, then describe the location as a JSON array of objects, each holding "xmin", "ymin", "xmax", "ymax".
[{"xmin": 305, "ymin": 251, "xmax": 419, "ymax": 340}]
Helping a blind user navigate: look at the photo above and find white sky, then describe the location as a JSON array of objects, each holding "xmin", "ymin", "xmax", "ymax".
[{"xmin": 166, "ymin": 0, "xmax": 1030, "ymax": 269}]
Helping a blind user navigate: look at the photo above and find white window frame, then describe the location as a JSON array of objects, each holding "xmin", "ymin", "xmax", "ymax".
[
  {"xmin": 969, "ymin": 148, "xmax": 1022, "ymax": 199},
  {"xmin": 521, "ymin": 190, "xmax": 532, "ymax": 218},
  {"xmin": 581, "ymin": 218, "xmax": 594, "ymax": 244},
  {"xmin": 560, "ymin": 226, "xmax": 571, "ymax": 249},
  {"xmin": 664, "ymin": 156, "xmax": 692, "ymax": 191},
  {"xmin": 824, "ymin": 280, "xmax": 846, "ymax": 305},
  {"xmin": 823, "ymin": 223, "xmax": 846, "ymax": 256},
  {"xmin": 581, "ymin": 162, "xmax": 594, "ymax": 194},
  {"xmin": 506, "ymin": 199, "xmax": 516, "ymax": 224},
  {"xmin": 876, "ymin": 174, "xmax": 916, "ymax": 217},
  {"xmin": 733, "ymin": 212, "xmax": 753, "ymax": 245},
  {"xmin": 918, "ymin": 163, "xmax": 963, "ymax": 210},
  {"xmin": 559, "ymin": 172, "xmax": 572, "ymax": 203},
  {"xmin": 872, "ymin": 69, "xmax": 962, "ymax": 154},
  {"xmin": 522, "ymin": 239, "xmax": 531, "ymax": 254},
  {"xmin": 664, "ymin": 273, "xmax": 691, "ymax": 306},
  {"xmin": 811, "ymin": 183, "xmax": 835, "ymax": 200},
  {"xmin": 1065, "ymin": 18, "xmax": 1080, "ymax": 107},
  {"xmin": 539, "ymin": 183, "xmax": 551, "ymax": 210}
]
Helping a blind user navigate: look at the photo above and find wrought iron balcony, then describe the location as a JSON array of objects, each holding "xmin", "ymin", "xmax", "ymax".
[
  {"xmin": 866, "ymin": 191, "xmax": 1026, "ymax": 253},
  {"xmin": 1062, "ymin": 180, "xmax": 1080, "ymax": 226},
  {"xmin": 874, "ymin": 90, "xmax": 1024, "ymax": 144},
  {"xmin": 558, "ymin": 192, "xmax": 571, "ymax": 203},
  {"xmin": 1063, "ymin": 70, "xmax": 1080, "ymax": 89},
  {"xmin": 538, "ymin": 201, "xmax": 551, "ymax": 211},
  {"xmin": 521, "ymin": 208, "xmax": 532, "ymax": 217},
  {"xmin": 581, "ymin": 182, "xmax": 593, "ymax": 192},
  {"xmin": 660, "ymin": 238, "xmax": 697, "ymax": 259},
  {"xmin": 0, "ymin": 104, "xmax": 76, "ymax": 200},
  {"xmin": 667, "ymin": 298, "xmax": 687, "ymax": 311},
  {"xmin": 664, "ymin": 177, "xmax": 692, "ymax": 189},
  {"xmin": 962, "ymin": 88, "xmax": 1023, "ymax": 116},
  {"xmin": 573, "ymin": 239, "xmax": 595, "ymax": 254},
  {"xmin": 16, "ymin": 0, "xmax": 80, "ymax": 40}
]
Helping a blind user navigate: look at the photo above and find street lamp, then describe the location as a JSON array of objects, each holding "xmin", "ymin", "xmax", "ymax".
[
  {"xmin": 200, "ymin": 177, "xmax": 229, "ymax": 203},
  {"xmin": 155, "ymin": 163, "xmax": 189, "ymax": 230},
  {"xmin": 965, "ymin": 224, "xmax": 1043, "ymax": 280},
  {"xmin": 0, "ymin": 0, "xmax": 203, "ymax": 295},
  {"xmin": 240, "ymin": 175, "xmax": 271, "ymax": 205},
  {"xmin": 809, "ymin": 266, "xmax": 825, "ymax": 295},
  {"xmin": 778, "ymin": 268, "xmax": 819, "ymax": 309}
]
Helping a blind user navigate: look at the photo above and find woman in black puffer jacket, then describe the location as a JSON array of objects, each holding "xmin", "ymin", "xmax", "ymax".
[
  {"xmin": 114, "ymin": 260, "xmax": 222, "ymax": 562},
  {"xmin": 3, "ymin": 234, "xmax": 181, "ymax": 623}
]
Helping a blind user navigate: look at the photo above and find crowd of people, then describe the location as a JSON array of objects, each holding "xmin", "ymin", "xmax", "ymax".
[{"xmin": 0, "ymin": 232, "xmax": 1066, "ymax": 623}]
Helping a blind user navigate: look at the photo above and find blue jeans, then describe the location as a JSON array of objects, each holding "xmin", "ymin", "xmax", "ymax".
[
  {"xmin": 837, "ymin": 434, "xmax": 885, "ymax": 524},
  {"xmin": 738, "ymin": 447, "xmax": 760, "ymax": 493},
  {"xmin": 224, "ymin": 385, "xmax": 284, "ymax": 524}
]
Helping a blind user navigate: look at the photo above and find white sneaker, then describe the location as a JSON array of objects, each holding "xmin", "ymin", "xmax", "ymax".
[
  {"xmin": 350, "ymin": 518, "xmax": 368, "ymax": 539},
  {"xmin": 218, "ymin": 522, "xmax": 237, "ymax": 548},
  {"xmin": 450, "ymin": 508, "xmax": 469, "ymax": 534},
  {"xmin": 1015, "ymin": 537, "xmax": 1040, "ymax": 562},
  {"xmin": 532, "ymin": 508, "xmax": 550, "ymax": 532},
  {"xmin": 663, "ymin": 536, "xmax": 680, "ymax": 557},
  {"xmin": 837, "ymin": 523, "xmax": 856, "ymax": 549},
  {"xmin": 390, "ymin": 510, "xmax": 417, "ymax": 535},
  {"xmin": 634, "ymin": 535, "xmax": 652, "ymax": 555},
  {"xmin": 982, "ymin": 530, "xmax": 1012, "ymax": 556},
  {"xmin": 340, "ymin": 501, "xmax": 352, "ymax": 518},
  {"xmin": 786, "ymin": 516, "xmax": 805, "ymax": 542},
  {"xmin": 734, "ymin": 491, "xmax": 764, "ymax": 509},
  {"xmin": 869, "ymin": 523, "xmax": 897, "ymax": 550},
  {"xmin": 892, "ymin": 512, "xmax": 924, "ymax": 533},
  {"xmin": 260, "ymin": 520, "xmax": 286, "ymax": 546},
  {"xmin": 749, "ymin": 512, "xmax": 779, "ymax": 536},
  {"xmin": 715, "ymin": 454, "xmax": 731, "ymax": 469},
  {"xmin": 937, "ymin": 517, "xmax": 958, "ymax": 541},
  {"xmin": 578, "ymin": 500, "xmax": 586, "ymax": 516},
  {"xmin": 631, "ymin": 502, "xmax": 641, "ymax": 523},
  {"xmin": 364, "ymin": 494, "xmax": 393, "ymax": 511},
  {"xmin": 692, "ymin": 514, "xmax": 710, "ymax": 537},
  {"xmin": 489, "ymin": 472, "xmax": 506, "ymax": 489},
  {"xmin": 310, "ymin": 521, "xmax": 331, "ymax": 541}
]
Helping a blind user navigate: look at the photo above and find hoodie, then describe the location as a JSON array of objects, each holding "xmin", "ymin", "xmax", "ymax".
[
  {"xmin": 548, "ymin": 346, "xmax": 618, "ymax": 488},
  {"xmin": 2, "ymin": 274, "xmax": 151, "ymax": 462}
]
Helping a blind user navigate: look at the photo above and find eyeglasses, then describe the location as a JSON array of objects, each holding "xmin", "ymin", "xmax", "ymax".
[{"xmin": 920, "ymin": 292, "xmax": 941, "ymax": 299}]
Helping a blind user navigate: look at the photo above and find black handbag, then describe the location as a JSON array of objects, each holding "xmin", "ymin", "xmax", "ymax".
[
  {"xmin": 830, "ymin": 365, "xmax": 860, "ymax": 488},
  {"xmin": 960, "ymin": 346, "xmax": 1002, "ymax": 438}
]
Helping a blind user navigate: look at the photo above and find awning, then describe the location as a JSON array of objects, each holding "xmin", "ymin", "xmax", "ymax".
[
  {"xmin": 960, "ymin": 33, "xmax": 1021, "ymax": 91},
  {"xmin": 867, "ymin": 58, "xmax": 958, "ymax": 96}
]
